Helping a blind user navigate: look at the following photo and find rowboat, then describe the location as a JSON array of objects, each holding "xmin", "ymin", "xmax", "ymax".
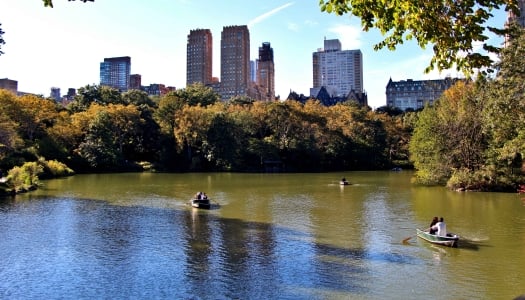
[
  {"xmin": 190, "ymin": 198, "xmax": 211, "ymax": 209},
  {"xmin": 416, "ymin": 229, "xmax": 459, "ymax": 248}
]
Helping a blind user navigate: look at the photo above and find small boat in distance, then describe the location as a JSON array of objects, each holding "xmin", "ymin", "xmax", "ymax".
[
  {"xmin": 416, "ymin": 229, "xmax": 459, "ymax": 248},
  {"xmin": 190, "ymin": 198, "xmax": 211, "ymax": 209},
  {"xmin": 340, "ymin": 177, "xmax": 350, "ymax": 185},
  {"xmin": 190, "ymin": 191, "xmax": 212, "ymax": 209}
]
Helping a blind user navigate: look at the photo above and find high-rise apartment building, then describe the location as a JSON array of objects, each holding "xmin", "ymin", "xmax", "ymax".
[
  {"xmin": 311, "ymin": 39, "xmax": 363, "ymax": 98},
  {"xmin": 100, "ymin": 56, "xmax": 131, "ymax": 91},
  {"xmin": 187, "ymin": 29, "xmax": 213, "ymax": 86},
  {"xmin": 220, "ymin": 25, "xmax": 250, "ymax": 100},
  {"xmin": 256, "ymin": 42, "xmax": 275, "ymax": 101}
]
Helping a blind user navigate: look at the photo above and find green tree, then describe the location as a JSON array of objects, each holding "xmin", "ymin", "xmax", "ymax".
[
  {"xmin": 43, "ymin": 0, "xmax": 93, "ymax": 8},
  {"xmin": 483, "ymin": 26, "xmax": 525, "ymax": 178},
  {"xmin": 0, "ymin": 23, "xmax": 5, "ymax": 56},
  {"xmin": 410, "ymin": 81, "xmax": 486, "ymax": 187},
  {"xmin": 175, "ymin": 83, "xmax": 220, "ymax": 107},
  {"xmin": 155, "ymin": 91, "xmax": 186, "ymax": 135},
  {"xmin": 67, "ymin": 85, "xmax": 123, "ymax": 112},
  {"xmin": 319, "ymin": 0, "xmax": 516, "ymax": 75}
]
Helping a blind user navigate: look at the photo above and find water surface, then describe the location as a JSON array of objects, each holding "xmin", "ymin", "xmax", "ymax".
[{"xmin": 0, "ymin": 172, "xmax": 524, "ymax": 299}]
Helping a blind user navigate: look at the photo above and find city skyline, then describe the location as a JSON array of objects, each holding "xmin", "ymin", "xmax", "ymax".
[{"xmin": 0, "ymin": 1, "xmax": 507, "ymax": 108}]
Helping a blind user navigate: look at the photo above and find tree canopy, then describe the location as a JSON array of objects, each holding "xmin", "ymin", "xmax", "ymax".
[{"xmin": 319, "ymin": 0, "xmax": 517, "ymax": 75}]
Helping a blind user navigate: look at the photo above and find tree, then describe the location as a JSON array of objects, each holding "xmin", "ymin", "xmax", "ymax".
[
  {"xmin": 175, "ymin": 83, "xmax": 220, "ymax": 107},
  {"xmin": 0, "ymin": 23, "xmax": 5, "ymax": 56},
  {"xmin": 483, "ymin": 26, "xmax": 525, "ymax": 177},
  {"xmin": 319, "ymin": 0, "xmax": 517, "ymax": 75},
  {"xmin": 43, "ymin": 0, "xmax": 94, "ymax": 8},
  {"xmin": 409, "ymin": 81, "xmax": 487, "ymax": 186}
]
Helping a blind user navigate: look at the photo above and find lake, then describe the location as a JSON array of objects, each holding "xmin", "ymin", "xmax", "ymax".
[{"xmin": 0, "ymin": 171, "xmax": 524, "ymax": 299}]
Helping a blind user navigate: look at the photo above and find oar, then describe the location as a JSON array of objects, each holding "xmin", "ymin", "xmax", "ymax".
[{"xmin": 402, "ymin": 228, "xmax": 430, "ymax": 243}]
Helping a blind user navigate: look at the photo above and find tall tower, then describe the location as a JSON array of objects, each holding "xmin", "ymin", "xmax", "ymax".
[
  {"xmin": 186, "ymin": 29, "xmax": 213, "ymax": 86},
  {"xmin": 220, "ymin": 25, "xmax": 250, "ymax": 100},
  {"xmin": 256, "ymin": 42, "xmax": 275, "ymax": 101},
  {"xmin": 100, "ymin": 56, "xmax": 131, "ymax": 91},
  {"xmin": 311, "ymin": 39, "xmax": 363, "ymax": 97}
]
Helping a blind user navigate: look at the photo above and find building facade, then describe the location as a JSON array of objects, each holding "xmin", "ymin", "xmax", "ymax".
[
  {"xmin": 311, "ymin": 39, "xmax": 363, "ymax": 98},
  {"xmin": 100, "ymin": 56, "xmax": 131, "ymax": 91},
  {"xmin": 256, "ymin": 42, "xmax": 275, "ymax": 101},
  {"xmin": 130, "ymin": 74, "xmax": 142, "ymax": 90},
  {"xmin": 385, "ymin": 77, "xmax": 461, "ymax": 110},
  {"xmin": 187, "ymin": 29, "xmax": 213, "ymax": 86},
  {"xmin": 220, "ymin": 25, "xmax": 250, "ymax": 100},
  {"xmin": 0, "ymin": 78, "xmax": 18, "ymax": 93}
]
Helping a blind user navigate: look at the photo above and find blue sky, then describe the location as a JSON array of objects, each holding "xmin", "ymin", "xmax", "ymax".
[{"xmin": 0, "ymin": 0, "xmax": 508, "ymax": 108}]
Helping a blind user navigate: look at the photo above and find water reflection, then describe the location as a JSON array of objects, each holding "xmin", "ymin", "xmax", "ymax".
[{"xmin": 1, "ymin": 172, "xmax": 524, "ymax": 299}]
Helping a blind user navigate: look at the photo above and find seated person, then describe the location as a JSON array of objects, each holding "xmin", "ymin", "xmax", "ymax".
[
  {"xmin": 430, "ymin": 217, "xmax": 447, "ymax": 237},
  {"xmin": 429, "ymin": 217, "xmax": 438, "ymax": 234}
]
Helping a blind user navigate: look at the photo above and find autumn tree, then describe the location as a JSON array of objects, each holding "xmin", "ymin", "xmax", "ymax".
[
  {"xmin": 0, "ymin": 91, "xmax": 22, "ymax": 161},
  {"xmin": 319, "ymin": 0, "xmax": 516, "ymax": 75},
  {"xmin": 12, "ymin": 95, "xmax": 59, "ymax": 141}
]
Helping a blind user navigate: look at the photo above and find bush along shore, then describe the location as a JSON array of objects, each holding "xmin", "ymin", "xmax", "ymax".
[{"xmin": 0, "ymin": 158, "xmax": 74, "ymax": 196}]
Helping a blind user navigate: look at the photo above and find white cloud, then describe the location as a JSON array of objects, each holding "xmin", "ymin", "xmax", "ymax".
[
  {"xmin": 287, "ymin": 22, "xmax": 300, "ymax": 32},
  {"xmin": 248, "ymin": 2, "xmax": 295, "ymax": 29},
  {"xmin": 328, "ymin": 24, "xmax": 362, "ymax": 49}
]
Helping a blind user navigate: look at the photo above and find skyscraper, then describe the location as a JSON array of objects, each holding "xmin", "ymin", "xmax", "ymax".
[
  {"xmin": 50, "ymin": 87, "xmax": 61, "ymax": 102},
  {"xmin": 220, "ymin": 25, "xmax": 250, "ymax": 100},
  {"xmin": 311, "ymin": 39, "xmax": 363, "ymax": 97},
  {"xmin": 256, "ymin": 42, "xmax": 275, "ymax": 101},
  {"xmin": 187, "ymin": 29, "xmax": 213, "ymax": 86},
  {"xmin": 100, "ymin": 56, "xmax": 131, "ymax": 91}
]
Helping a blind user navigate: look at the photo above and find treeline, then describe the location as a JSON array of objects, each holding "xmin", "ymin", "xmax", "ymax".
[
  {"xmin": 4, "ymin": 27, "xmax": 525, "ymax": 193},
  {"xmin": 0, "ymin": 83, "xmax": 413, "ymax": 178},
  {"xmin": 409, "ymin": 27, "xmax": 525, "ymax": 192}
]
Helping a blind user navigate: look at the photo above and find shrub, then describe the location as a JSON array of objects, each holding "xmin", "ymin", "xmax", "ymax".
[
  {"xmin": 6, "ymin": 161, "xmax": 43, "ymax": 192},
  {"xmin": 38, "ymin": 158, "xmax": 75, "ymax": 178}
]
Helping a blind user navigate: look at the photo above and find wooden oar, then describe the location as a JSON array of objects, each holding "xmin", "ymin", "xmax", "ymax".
[{"xmin": 402, "ymin": 228, "xmax": 430, "ymax": 243}]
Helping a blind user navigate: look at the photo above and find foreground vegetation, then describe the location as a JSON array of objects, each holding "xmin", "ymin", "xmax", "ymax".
[{"xmin": 409, "ymin": 27, "xmax": 525, "ymax": 191}]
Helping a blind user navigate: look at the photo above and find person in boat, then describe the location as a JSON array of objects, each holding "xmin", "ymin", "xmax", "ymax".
[
  {"xmin": 195, "ymin": 192, "xmax": 203, "ymax": 200},
  {"xmin": 430, "ymin": 217, "xmax": 447, "ymax": 237},
  {"xmin": 428, "ymin": 216, "xmax": 439, "ymax": 235},
  {"xmin": 202, "ymin": 192, "xmax": 208, "ymax": 200},
  {"xmin": 341, "ymin": 177, "xmax": 348, "ymax": 184}
]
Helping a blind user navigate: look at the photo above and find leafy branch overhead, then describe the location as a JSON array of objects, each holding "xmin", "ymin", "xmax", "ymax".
[
  {"xmin": 0, "ymin": 23, "xmax": 5, "ymax": 56},
  {"xmin": 319, "ymin": 0, "xmax": 518, "ymax": 75},
  {"xmin": 43, "ymin": 0, "xmax": 94, "ymax": 8}
]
